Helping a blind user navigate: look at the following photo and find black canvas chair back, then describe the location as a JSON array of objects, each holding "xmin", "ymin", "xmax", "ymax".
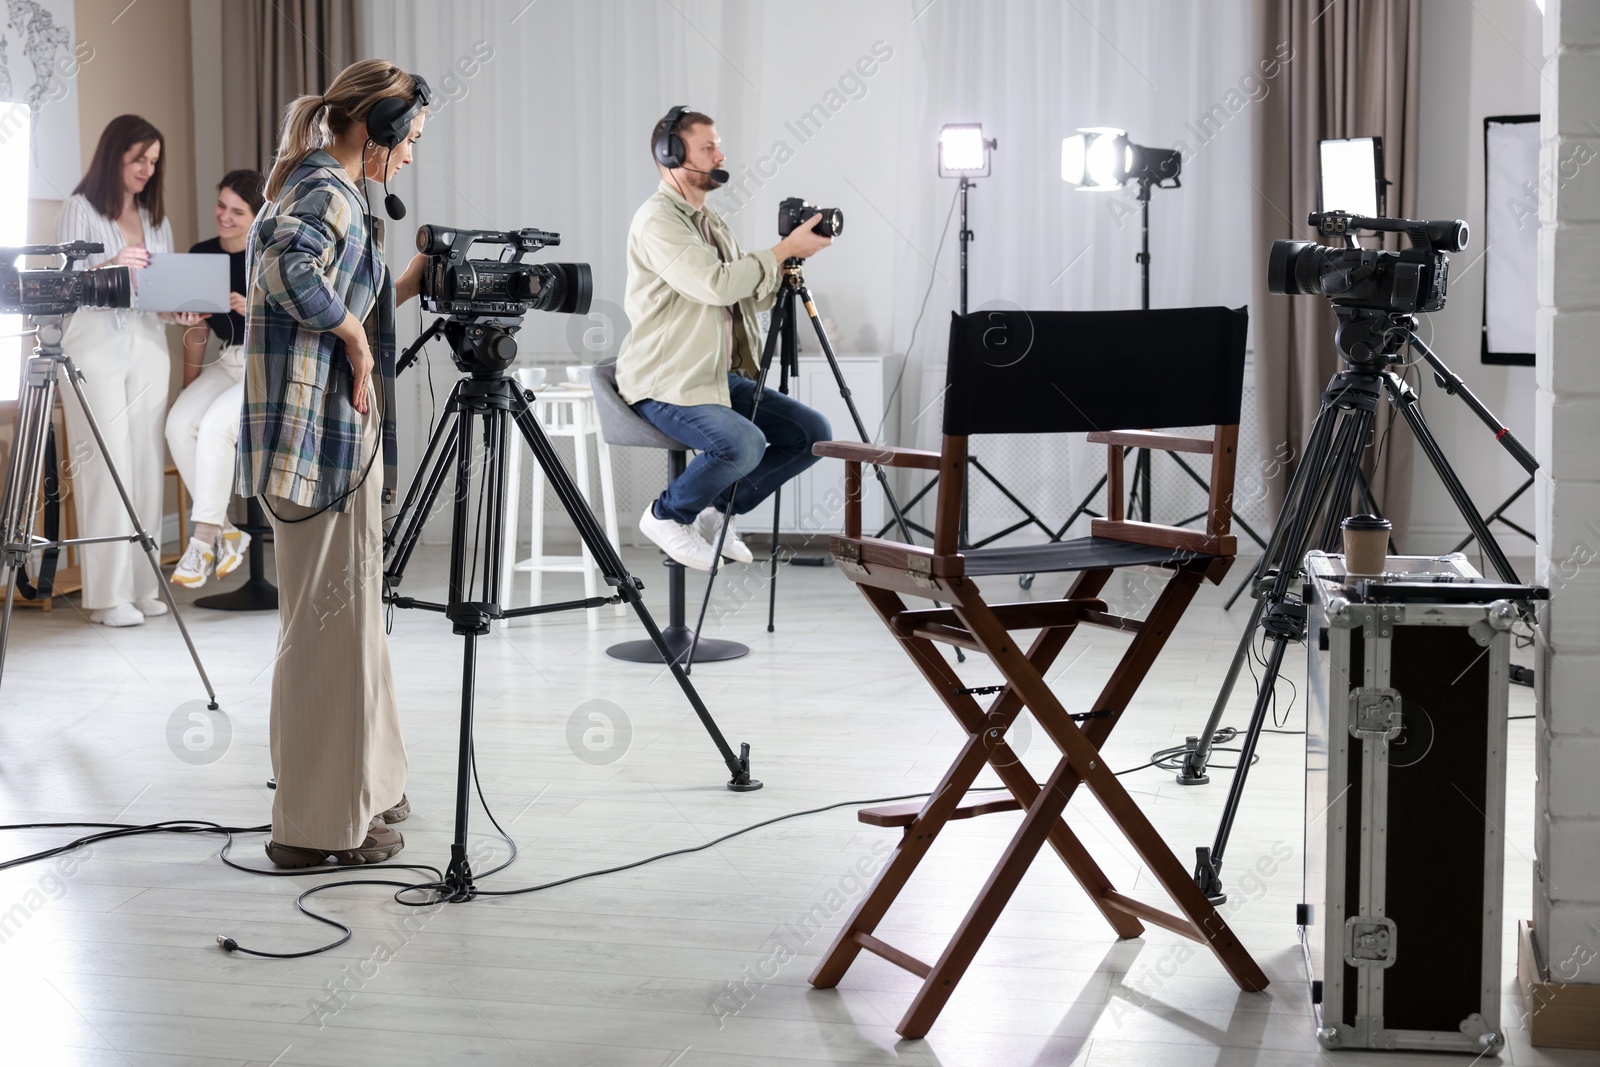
[
  {"xmin": 804, "ymin": 305, "xmax": 1265, "ymax": 1039},
  {"xmin": 942, "ymin": 306, "xmax": 1248, "ymax": 436}
]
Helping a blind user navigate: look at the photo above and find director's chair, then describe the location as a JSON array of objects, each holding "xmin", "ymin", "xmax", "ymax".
[{"xmin": 808, "ymin": 306, "xmax": 1267, "ymax": 1039}]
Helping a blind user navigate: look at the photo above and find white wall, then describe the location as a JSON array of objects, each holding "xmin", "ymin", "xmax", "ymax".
[
  {"xmin": 1410, "ymin": 0, "xmax": 1544, "ymax": 556},
  {"xmin": 363, "ymin": 0, "xmax": 1261, "ymax": 548}
]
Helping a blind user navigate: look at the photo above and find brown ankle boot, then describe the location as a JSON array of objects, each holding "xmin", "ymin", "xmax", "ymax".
[
  {"xmin": 379, "ymin": 794, "xmax": 410, "ymax": 824},
  {"xmin": 265, "ymin": 818, "xmax": 404, "ymax": 868}
]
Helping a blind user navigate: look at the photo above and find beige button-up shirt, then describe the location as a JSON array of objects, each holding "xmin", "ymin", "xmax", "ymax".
[{"xmin": 615, "ymin": 181, "xmax": 780, "ymax": 407}]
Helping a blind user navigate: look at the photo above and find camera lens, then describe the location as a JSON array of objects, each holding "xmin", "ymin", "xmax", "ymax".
[
  {"xmin": 1267, "ymin": 240, "xmax": 1323, "ymax": 296},
  {"xmin": 527, "ymin": 263, "xmax": 592, "ymax": 316},
  {"xmin": 76, "ymin": 265, "xmax": 132, "ymax": 309}
]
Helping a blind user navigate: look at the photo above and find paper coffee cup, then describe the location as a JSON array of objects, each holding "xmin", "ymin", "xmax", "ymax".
[{"xmin": 1341, "ymin": 514, "xmax": 1392, "ymax": 576}]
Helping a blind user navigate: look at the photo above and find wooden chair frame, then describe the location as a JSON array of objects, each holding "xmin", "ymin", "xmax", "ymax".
[{"xmin": 808, "ymin": 421, "xmax": 1267, "ymax": 1039}]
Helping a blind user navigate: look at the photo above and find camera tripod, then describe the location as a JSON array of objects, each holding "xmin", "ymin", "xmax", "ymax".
[
  {"xmin": 686, "ymin": 257, "xmax": 922, "ymax": 667},
  {"xmin": 385, "ymin": 316, "xmax": 761, "ymax": 901},
  {"xmin": 0, "ymin": 316, "xmax": 217, "ymax": 706},
  {"xmin": 1180, "ymin": 307, "xmax": 1536, "ymax": 903}
]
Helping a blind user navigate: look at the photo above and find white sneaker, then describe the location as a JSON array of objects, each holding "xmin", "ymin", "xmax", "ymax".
[
  {"xmin": 171, "ymin": 537, "xmax": 215, "ymax": 589},
  {"xmin": 696, "ymin": 507, "xmax": 755, "ymax": 564},
  {"xmin": 639, "ymin": 504, "xmax": 717, "ymax": 571},
  {"xmin": 90, "ymin": 603, "xmax": 144, "ymax": 627},
  {"xmin": 215, "ymin": 527, "xmax": 251, "ymax": 579},
  {"xmin": 134, "ymin": 598, "xmax": 169, "ymax": 617}
]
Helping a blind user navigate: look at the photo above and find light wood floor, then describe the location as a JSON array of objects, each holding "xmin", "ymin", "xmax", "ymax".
[{"xmin": 0, "ymin": 543, "xmax": 1582, "ymax": 1067}]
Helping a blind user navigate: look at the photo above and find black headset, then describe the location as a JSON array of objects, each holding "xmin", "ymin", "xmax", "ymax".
[
  {"xmin": 366, "ymin": 71, "xmax": 432, "ymax": 149},
  {"xmin": 652, "ymin": 105, "xmax": 694, "ymax": 169},
  {"xmin": 361, "ymin": 72, "xmax": 431, "ymax": 222}
]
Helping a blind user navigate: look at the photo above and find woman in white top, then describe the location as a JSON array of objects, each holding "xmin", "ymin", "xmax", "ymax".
[
  {"xmin": 57, "ymin": 114, "xmax": 203, "ymax": 627},
  {"xmin": 165, "ymin": 169, "xmax": 265, "ymax": 588}
]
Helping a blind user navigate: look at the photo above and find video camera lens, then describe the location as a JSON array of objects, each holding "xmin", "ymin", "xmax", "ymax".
[
  {"xmin": 524, "ymin": 262, "xmax": 593, "ymax": 316},
  {"xmin": 77, "ymin": 265, "xmax": 132, "ymax": 309},
  {"xmin": 1267, "ymin": 240, "xmax": 1326, "ymax": 297}
]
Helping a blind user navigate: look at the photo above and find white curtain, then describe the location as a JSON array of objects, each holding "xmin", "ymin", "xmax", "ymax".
[{"xmin": 362, "ymin": 0, "xmax": 1266, "ymax": 547}]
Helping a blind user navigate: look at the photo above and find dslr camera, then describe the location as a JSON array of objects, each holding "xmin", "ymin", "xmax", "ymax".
[
  {"xmin": 777, "ymin": 197, "xmax": 843, "ymax": 239},
  {"xmin": 416, "ymin": 225, "xmax": 592, "ymax": 319},
  {"xmin": 0, "ymin": 242, "xmax": 131, "ymax": 317},
  {"xmin": 1267, "ymin": 212, "xmax": 1468, "ymax": 315}
]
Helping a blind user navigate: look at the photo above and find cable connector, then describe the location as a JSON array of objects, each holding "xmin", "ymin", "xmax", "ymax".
[{"xmin": 217, "ymin": 935, "xmax": 238, "ymax": 953}]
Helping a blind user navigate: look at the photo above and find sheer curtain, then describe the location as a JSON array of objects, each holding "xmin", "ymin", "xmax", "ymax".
[{"xmin": 361, "ymin": 0, "xmax": 1262, "ymax": 545}]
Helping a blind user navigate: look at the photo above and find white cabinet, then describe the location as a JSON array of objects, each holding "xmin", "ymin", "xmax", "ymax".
[{"xmin": 741, "ymin": 352, "xmax": 899, "ymax": 537}]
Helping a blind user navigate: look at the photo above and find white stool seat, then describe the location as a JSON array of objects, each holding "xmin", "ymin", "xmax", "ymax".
[{"xmin": 499, "ymin": 368, "xmax": 623, "ymax": 628}]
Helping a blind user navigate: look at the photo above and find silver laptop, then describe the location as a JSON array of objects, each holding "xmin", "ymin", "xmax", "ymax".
[{"xmin": 134, "ymin": 253, "xmax": 230, "ymax": 314}]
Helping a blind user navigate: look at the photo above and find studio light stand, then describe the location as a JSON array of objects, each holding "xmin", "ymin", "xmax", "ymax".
[
  {"xmin": 385, "ymin": 314, "xmax": 761, "ymax": 901},
  {"xmin": 1178, "ymin": 302, "xmax": 1537, "ymax": 904},
  {"xmin": 0, "ymin": 306, "xmax": 218, "ymax": 708}
]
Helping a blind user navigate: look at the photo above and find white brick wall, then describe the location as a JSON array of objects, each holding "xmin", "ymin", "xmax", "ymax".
[{"xmin": 1534, "ymin": 0, "xmax": 1600, "ymax": 986}]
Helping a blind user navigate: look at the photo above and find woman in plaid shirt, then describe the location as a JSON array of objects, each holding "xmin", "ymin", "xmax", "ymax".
[{"xmin": 238, "ymin": 60, "xmax": 428, "ymax": 868}]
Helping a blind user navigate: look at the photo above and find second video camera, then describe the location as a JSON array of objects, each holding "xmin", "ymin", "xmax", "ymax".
[
  {"xmin": 0, "ymin": 242, "xmax": 130, "ymax": 317},
  {"xmin": 1267, "ymin": 212, "xmax": 1468, "ymax": 315},
  {"xmin": 416, "ymin": 225, "xmax": 592, "ymax": 319}
]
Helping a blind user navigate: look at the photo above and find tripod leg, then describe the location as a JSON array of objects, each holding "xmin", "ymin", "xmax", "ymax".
[
  {"xmin": 60, "ymin": 358, "xmax": 218, "ymax": 705},
  {"xmin": 386, "ymin": 382, "xmax": 465, "ymax": 582},
  {"xmin": 1195, "ymin": 630, "xmax": 1291, "ymax": 903},
  {"xmin": 0, "ymin": 365, "xmax": 58, "ymax": 693},
  {"xmin": 767, "ymin": 484, "xmax": 780, "ymax": 634},
  {"xmin": 444, "ymin": 404, "xmax": 486, "ymax": 899},
  {"xmin": 506, "ymin": 385, "xmax": 760, "ymax": 789},
  {"xmin": 1389, "ymin": 375, "xmax": 1520, "ymax": 583}
]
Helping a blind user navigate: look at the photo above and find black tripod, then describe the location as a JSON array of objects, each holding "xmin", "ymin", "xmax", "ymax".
[
  {"xmin": 686, "ymin": 258, "xmax": 920, "ymax": 664},
  {"xmin": 1181, "ymin": 308, "xmax": 1536, "ymax": 903},
  {"xmin": 384, "ymin": 316, "xmax": 762, "ymax": 900}
]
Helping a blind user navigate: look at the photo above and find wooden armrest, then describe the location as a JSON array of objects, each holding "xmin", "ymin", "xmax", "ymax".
[
  {"xmin": 812, "ymin": 441, "xmax": 942, "ymax": 470},
  {"xmin": 1086, "ymin": 430, "xmax": 1215, "ymax": 455},
  {"xmin": 859, "ymin": 794, "xmax": 1023, "ymax": 828}
]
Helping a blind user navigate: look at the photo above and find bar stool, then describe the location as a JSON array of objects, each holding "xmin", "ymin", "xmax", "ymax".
[
  {"xmin": 589, "ymin": 362, "xmax": 746, "ymax": 663},
  {"xmin": 499, "ymin": 367, "xmax": 622, "ymax": 628}
]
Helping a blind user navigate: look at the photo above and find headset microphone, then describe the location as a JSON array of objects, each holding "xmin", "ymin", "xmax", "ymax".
[{"xmin": 685, "ymin": 164, "xmax": 730, "ymax": 184}]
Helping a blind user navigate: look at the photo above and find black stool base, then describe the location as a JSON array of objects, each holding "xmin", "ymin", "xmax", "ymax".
[
  {"xmin": 195, "ymin": 577, "xmax": 278, "ymax": 612},
  {"xmin": 608, "ymin": 624, "xmax": 747, "ymax": 664}
]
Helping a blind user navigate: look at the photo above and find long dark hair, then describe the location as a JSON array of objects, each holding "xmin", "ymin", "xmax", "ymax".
[{"xmin": 74, "ymin": 114, "xmax": 166, "ymax": 225}]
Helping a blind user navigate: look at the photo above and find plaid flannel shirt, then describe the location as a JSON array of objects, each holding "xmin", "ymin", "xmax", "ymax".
[{"xmin": 235, "ymin": 149, "xmax": 396, "ymax": 510}]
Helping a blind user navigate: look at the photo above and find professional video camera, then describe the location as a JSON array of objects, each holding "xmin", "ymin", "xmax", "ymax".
[
  {"xmin": 1267, "ymin": 212, "xmax": 1468, "ymax": 315},
  {"xmin": 0, "ymin": 242, "xmax": 131, "ymax": 316},
  {"xmin": 777, "ymin": 197, "xmax": 843, "ymax": 239},
  {"xmin": 415, "ymin": 225, "xmax": 592, "ymax": 319}
]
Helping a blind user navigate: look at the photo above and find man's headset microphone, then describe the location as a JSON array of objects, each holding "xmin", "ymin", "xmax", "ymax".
[{"xmin": 653, "ymin": 105, "xmax": 730, "ymax": 188}]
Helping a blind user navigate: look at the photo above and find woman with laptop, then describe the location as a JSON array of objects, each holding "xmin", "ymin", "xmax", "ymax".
[
  {"xmin": 165, "ymin": 169, "xmax": 266, "ymax": 588},
  {"xmin": 57, "ymin": 115, "xmax": 205, "ymax": 627}
]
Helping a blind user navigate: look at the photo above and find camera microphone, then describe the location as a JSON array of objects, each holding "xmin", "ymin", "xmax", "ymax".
[{"xmin": 385, "ymin": 192, "xmax": 407, "ymax": 221}]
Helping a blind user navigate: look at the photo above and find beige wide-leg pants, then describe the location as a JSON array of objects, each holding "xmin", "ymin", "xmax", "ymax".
[{"xmin": 264, "ymin": 394, "xmax": 406, "ymax": 850}]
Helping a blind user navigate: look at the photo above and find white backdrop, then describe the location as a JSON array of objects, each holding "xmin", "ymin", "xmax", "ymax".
[{"xmin": 362, "ymin": 0, "xmax": 1267, "ymax": 547}]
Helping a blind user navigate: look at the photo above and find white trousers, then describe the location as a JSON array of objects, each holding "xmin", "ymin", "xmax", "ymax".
[
  {"xmin": 58, "ymin": 311, "xmax": 170, "ymax": 611},
  {"xmin": 165, "ymin": 345, "xmax": 245, "ymax": 528}
]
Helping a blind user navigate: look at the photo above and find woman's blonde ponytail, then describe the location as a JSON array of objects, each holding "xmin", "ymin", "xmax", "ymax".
[{"xmin": 264, "ymin": 96, "xmax": 328, "ymax": 201}]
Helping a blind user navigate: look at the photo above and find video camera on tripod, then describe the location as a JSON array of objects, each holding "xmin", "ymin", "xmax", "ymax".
[
  {"xmin": 405, "ymin": 225, "xmax": 594, "ymax": 375},
  {"xmin": 1267, "ymin": 212, "xmax": 1469, "ymax": 364},
  {"xmin": 0, "ymin": 241, "xmax": 132, "ymax": 316}
]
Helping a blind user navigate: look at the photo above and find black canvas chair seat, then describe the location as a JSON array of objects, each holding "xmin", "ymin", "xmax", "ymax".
[
  {"xmin": 960, "ymin": 535, "xmax": 1214, "ymax": 577},
  {"xmin": 806, "ymin": 306, "xmax": 1264, "ymax": 1040}
]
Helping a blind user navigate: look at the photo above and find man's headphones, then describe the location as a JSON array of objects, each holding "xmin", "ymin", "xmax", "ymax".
[
  {"xmin": 366, "ymin": 72, "xmax": 433, "ymax": 149},
  {"xmin": 652, "ymin": 105, "xmax": 694, "ymax": 169}
]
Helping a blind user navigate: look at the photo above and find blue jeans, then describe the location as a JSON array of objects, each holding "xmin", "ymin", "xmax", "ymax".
[{"xmin": 632, "ymin": 373, "xmax": 832, "ymax": 524}]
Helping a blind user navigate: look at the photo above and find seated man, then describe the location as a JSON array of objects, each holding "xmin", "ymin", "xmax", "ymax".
[{"xmin": 618, "ymin": 106, "xmax": 834, "ymax": 571}]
